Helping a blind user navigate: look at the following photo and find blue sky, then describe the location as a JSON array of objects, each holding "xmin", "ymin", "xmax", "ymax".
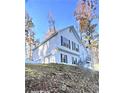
[{"xmin": 25, "ymin": 0, "xmax": 99, "ymax": 41}]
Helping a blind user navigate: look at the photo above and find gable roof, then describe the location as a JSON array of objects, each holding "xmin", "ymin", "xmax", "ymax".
[{"xmin": 33, "ymin": 25, "xmax": 82, "ymax": 50}]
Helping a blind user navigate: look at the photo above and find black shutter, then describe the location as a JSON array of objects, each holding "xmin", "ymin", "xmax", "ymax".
[
  {"xmin": 61, "ymin": 53, "xmax": 62, "ymax": 62},
  {"xmin": 61, "ymin": 36, "xmax": 63, "ymax": 46}
]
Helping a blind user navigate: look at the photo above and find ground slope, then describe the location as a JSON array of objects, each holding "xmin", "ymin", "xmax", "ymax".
[{"xmin": 25, "ymin": 63, "xmax": 99, "ymax": 93}]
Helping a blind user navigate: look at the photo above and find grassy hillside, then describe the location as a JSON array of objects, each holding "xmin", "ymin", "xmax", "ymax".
[{"xmin": 25, "ymin": 63, "xmax": 99, "ymax": 93}]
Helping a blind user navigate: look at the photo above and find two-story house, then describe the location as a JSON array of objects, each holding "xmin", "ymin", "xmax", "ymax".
[{"xmin": 32, "ymin": 25, "xmax": 88, "ymax": 65}]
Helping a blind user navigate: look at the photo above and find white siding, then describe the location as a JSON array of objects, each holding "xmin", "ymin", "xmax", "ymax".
[
  {"xmin": 32, "ymin": 26, "xmax": 88, "ymax": 65},
  {"xmin": 57, "ymin": 51, "xmax": 80, "ymax": 64}
]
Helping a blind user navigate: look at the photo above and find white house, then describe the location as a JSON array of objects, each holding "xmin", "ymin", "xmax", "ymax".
[{"xmin": 32, "ymin": 25, "xmax": 88, "ymax": 66}]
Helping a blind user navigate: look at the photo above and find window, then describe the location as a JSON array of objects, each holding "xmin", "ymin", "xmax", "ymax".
[
  {"xmin": 61, "ymin": 54, "xmax": 68, "ymax": 63},
  {"xmin": 50, "ymin": 56, "xmax": 55, "ymax": 63},
  {"xmin": 72, "ymin": 41, "xmax": 79, "ymax": 52},
  {"xmin": 72, "ymin": 57, "xmax": 78, "ymax": 64},
  {"xmin": 44, "ymin": 57, "xmax": 49, "ymax": 63},
  {"xmin": 72, "ymin": 57, "xmax": 74, "ymax": 64},
  {"xmin": 61, "ymin": 36, "xmax": 70, "ymax": 49},
  {"xmin": 76, "ymin": 44, "xmax": 79, "ymax": 52},
  {"xmin": 72, "ymin": 41, "xmax": 75, "ymax": 50}
]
